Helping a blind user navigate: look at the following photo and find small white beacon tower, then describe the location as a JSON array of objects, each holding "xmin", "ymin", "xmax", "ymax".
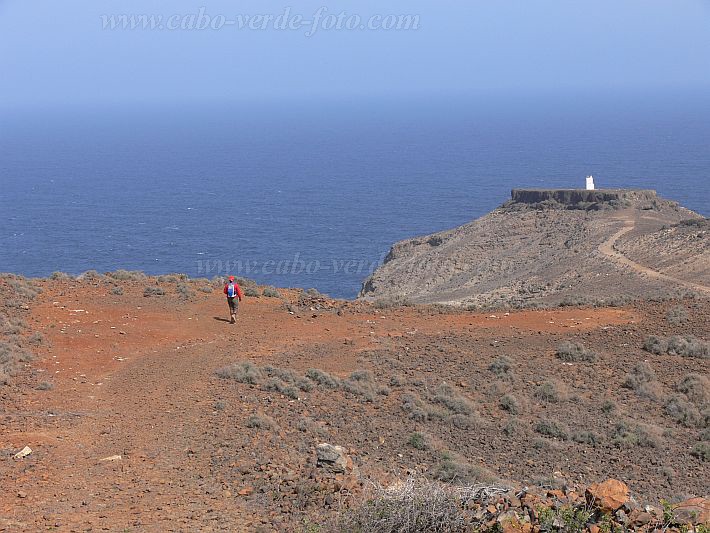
[{"xmin": 586, "ymin": 175, "xmax": 595, "ymax": 190}]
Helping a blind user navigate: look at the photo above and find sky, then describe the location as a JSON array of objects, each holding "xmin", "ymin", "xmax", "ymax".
[{"xmin": 1, "ymin": 0, "xmax": 709, "ymax": 109}]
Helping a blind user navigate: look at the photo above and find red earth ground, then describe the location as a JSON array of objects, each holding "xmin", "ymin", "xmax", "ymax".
[{"xmin": 1, "ymin": 276, "xmax": 708, "ymax": 531}]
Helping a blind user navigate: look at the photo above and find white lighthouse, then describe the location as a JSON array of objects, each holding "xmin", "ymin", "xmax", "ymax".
[{"xmin": 586, "ymin": 176, "xmax": 595, "ymax": 190}]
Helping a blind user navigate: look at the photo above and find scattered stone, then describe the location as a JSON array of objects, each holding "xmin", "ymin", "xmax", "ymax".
[
  {"xmin": 100, "ymin": 455, "xmax": 122, "ymax": 462},
  {"xmin": 585, "ymin": 479, "xmax": 630, "ymax": 512},
  {"xmin": 13, "ymin": 446, "xmax": 32, "ymax": 460},
  {"xmin": 672, "ymin": 497, "xmax": 709, "ymax": 525},
  {"xmin": 238, "ymin": 487, "xmax": 254, "ymax": 496},
  {"xmin": 17, "ymin": 491, "xmax": 27, "ymax": 499},
  {"xmin": 316, "ymin": 443, "xmax": 353, "ymax": 474}
]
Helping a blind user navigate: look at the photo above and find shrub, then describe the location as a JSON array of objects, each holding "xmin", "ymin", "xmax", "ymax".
[
  {"xmin": 572, "ymin": 431, "xmax": 601, "ymax": 445},
  {"xmin": 401, "ymin": 393, "xmax": 429, "ymax": 422},
  {"xmin": 198, "ymin": 286, "xmax": 213, "ymax": 293},
  {"xmin": 691, "ymin": 442, "xmax": 709, "ymax": 461},
  {"xmin": 176, "ymin": 283, "xmax": 194, "ymax": 299},
  {"xmin": 333, "ymin": 477, "xmax": 472, "ymax": 532},
  {"xmin": 489, "ymin": 356, "xmax": 513, "ymax": 380},
  {"xmin": 107, "ymin": 270, "xmax": 146, "ymax": 281},
  {"xmin": 263, "ymin": 377, "xmax": 299, "ymax": 399},
  {"xmin": 50, "ymin": 271, "xmax": 72, "ymax": 280},
  {"xmin": 296, "ymin": 378, "xmax": 314, "ymax": 392},
  {"xmin": 644, "ymin": 335, "xmax": 709, "ymax": 358},
  {"xmin": 610, "ymin": 421, "xmax": 659, "ymax": 448},
  {"xmin": 556, "ymin": 341, "xmax": 596, "ymax": 363},
  {"xmin": 534, "ymin": 420, "xmax": 568, "ymax": 440},
  {"xmin": 373, "ymin": 296, "xmax": 413, "ymax": 309},
  {"xmin": 622, "ymin": 361, "xmax": 659, "ymax": 398},
  {"xmin": 111, "ymin": 286, "xmax": 124, "ymax": 295},
  {"xmin": 503, "ymin": 418, "xmax": 521, "ymax": 437},
  {"xmin": 28, "ymin": 332, "xmax": 44, "ymax": 346},
  {"xmin": 601, "ymin": 400, "xmax": 616, "ymax": 414},
  {"xmin": 305, "ymin": 368, "xmax": 340, "ymax": 389},
  {"xmin": 664, "ymin": 395, "xmax": 705, "ymax": 428},
  {"xmin": 408, "ymin": 432, "xmax": 428, "ymax": 450},
  {"xmin": 499, "ymin": 394, "xmax": 520, "ymax": 415},
  {"xmin": 215, "ymin": 361, "xmax": 263, "ymax": 384},
  {"xmin": 262, "ymin": 287, "xmax": 281, "ymax": 298},
  {"xmin": 143, "ymin": 286, "xmax": 165, "ymax": 297},
  {"xmin": 431, "ymin": 452, "xmax": 494, "ymax": 485},
  {"xmin": 667, "ymin": 306, "xmax": 689, "ymax": 325},
  {"xmin": 243, "ymin": 286, "xmax": 260, "ymax": 298},
  {"xmin": 534, "ymin": 381, "xmax": 560, "ymax": 403},
  {"xmin": 676, "ymin": 373, "xmax": 709, "ymax": 405},
  {"xmin": 36, "ymin": 381, "xmax": 54, "ymax": 391},
  {"xmin": 245, "ymin": 414, "xmax": 277, "ymax": 430},
  {"xmin": 432, "ymin": 383, "xmax": 474, "ymax": 415}
]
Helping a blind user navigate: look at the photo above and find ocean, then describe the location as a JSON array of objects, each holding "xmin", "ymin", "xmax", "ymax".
[{"xmin": 1, "ymin": 93, "xmax": 709, "ymax": 299}]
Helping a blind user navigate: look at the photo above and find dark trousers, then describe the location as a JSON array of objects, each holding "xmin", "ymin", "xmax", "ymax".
[{"xmin": 227, "ymin": 297, "xmax": 239, "ymax": 315}]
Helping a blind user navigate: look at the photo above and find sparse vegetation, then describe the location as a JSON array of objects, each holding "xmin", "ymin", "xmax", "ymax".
[
  {"xmin": 373, "ymin": 295, "xmax": 413, "ymax": 309},
  {"xmin": 666, "ymin": 305, "xmax": 689, "ymax": 325},
  {"xmin": 111, "ymin": 286, "xmax": 124, "ymax": 295},
  {"xmin": 691, "ymin": 442, "xmax": 709, "ymax": 461},
  {"xmin": 245, "ymin": 414, "xmax": 277, "ymax": 430},
  {"xmin": 664, "ymin": 395, "xmax": 705, "ymax": 428},
  {"xmin": 305, "ymin": 368, "xmax": 341, "ymax": 389},
  {"xmin": 432, "ymin": 382, "xmax": 474, "ymax": 415},
  {"xmin": 36, "ymin": 381, "xmax": 54, "ymax": 391},
  {"xmin": 107, "ymin": 270, "xmax": 146, "ymax": 281},
  {"xmin": 198, "ymin": 286, "xmax": 213, "ymax": 293},
  {"xmin": 489, "ymin": 356, "xmax": 513, "ymax": 380},
  {"xmin": 499, "ymin": 394, "xmax": 520, "ymax": 414},
  {"xmin": 556, "ymin": 341, "xmax": 596, "ymax": 363},
  {"xmin": 534, "ymin": 381, "xmax": 560, "ymax": 403},
  {"xmin": 143, "ymin": 286, "xmax": 165, "ymax": 297},
  {"xmin": 622, "ymin": 361, "xmax": 659, "ymax": 399},
  {"xmin": 216, "ymin": 361, "xmax": 263, "ymax": 384},
  {"xmin": 534, "ymin": 419, "xmax": 568, "ymax": 440},
  {"xmin": 431, "ymin": 451, "xmax": 494, "ymax": 484},
  {"xmin": 610, "ymin": 421, "xmax": 659, "ymax": 448},
  {"xmin": 643, "ymin": 334, "xmax": 709, "ymax": 358},
  {"xmin": 176, "ymin": 282, "xmax": 194, "ymax": 299},
  {"xmin": 28, "ymin": 332, "xmax": 44, "ymax": 346},
  {"xmin": 262, "ymin": 287, "xmax": 281, "ymax": 298},
  {"xmin": 407, "ymin": 432, "xmax": 428, "ymax": 450},
  {"xmin": 243, "ymin": 286, "xmax": 261, "ymax": 298}
]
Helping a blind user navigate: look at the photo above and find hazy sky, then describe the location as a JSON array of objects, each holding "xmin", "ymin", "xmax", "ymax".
[{"xmin": 1, "ymin": 0, "xmax": 709, "ymax": 109}]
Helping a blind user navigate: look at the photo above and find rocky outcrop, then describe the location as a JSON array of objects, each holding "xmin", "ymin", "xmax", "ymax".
[
  {"xmin": 509, "ymin": 188, "xmax": 659, "ymax": 210},
  {"xmin": 359, "ymin": 190, "xmax": 705, "ymax": 306}
]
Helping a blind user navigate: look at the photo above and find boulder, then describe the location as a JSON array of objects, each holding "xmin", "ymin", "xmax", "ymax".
[
  {"xmin": 316, "ymin": 443, "xmax": 352, "ymax": 474},
  {"xmin": 585, "ymin": 479, "xmax": 630, "ymax": 512},
  {"xmin": 672, "ymin": 497, "xmax": 709, "ymax": 525}
]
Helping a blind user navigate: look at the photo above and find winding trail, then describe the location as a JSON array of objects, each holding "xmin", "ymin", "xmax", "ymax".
[{"xmin": 598, "ymin": 213, "xmax": 710, "ymax": 295}]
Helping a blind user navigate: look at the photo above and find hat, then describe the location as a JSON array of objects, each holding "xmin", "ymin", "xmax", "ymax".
[{"xmin": 229, "ymin": 276, "xmax": 235, "ymax": 281}]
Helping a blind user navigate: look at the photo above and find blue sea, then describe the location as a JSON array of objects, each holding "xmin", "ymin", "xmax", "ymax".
[{"xmin": 1, "ymin": 92, "xmax": 709, "ymax": 299}]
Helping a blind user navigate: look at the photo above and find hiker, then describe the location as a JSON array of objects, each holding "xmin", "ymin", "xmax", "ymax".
[{"xmin": 223, "ymin": 276, "xmax": 243, "ymax": 324}]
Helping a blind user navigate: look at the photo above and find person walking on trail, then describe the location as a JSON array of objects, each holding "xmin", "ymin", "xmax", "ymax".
[{"xmin": 223, "ymin": 276, "xmax": 243, "ymax": 324}]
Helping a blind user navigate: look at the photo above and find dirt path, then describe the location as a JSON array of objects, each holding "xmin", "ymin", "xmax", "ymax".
[
  {"xmin": 1, "ymin": 282, "xmax": 641, "ymax": 531},
  {"xmin": 599, "ymin": 213, "xmax": 710, "ymax": 295}
]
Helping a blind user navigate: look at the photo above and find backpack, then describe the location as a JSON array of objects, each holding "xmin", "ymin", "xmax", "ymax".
[{"xmin": 227, "ymin": 283, "xmax": 238, "ymax": 298}]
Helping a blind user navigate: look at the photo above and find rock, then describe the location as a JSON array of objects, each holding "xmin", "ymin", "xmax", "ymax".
[
  {"xmin": 17, "ymin": 491, "xmax": 27, "ymax": 499},
  {"xmin": 316, "ymin": 443, "xmax": 353, "ymax": 474},
  {"xmin": 672, "ymin": 497, "xmax": 709, "ymax": 525},
  {"xmin": 238, "ymin": 487, "xmax": 254, "ymax": 496},
  {"xmin": 585, "ymin": 479, "xmax": 630, "ymax": 512},
  {"xmin": 13, "ymin": 446, "xmax": 32, "ymax": 460},
  {"xmin": 100, "ymin": 455, "xmax": 122, "ymax": 462}
]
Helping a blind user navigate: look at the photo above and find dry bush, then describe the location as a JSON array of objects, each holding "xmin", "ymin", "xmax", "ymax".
[
  {"xmin": 143, "ymin": 286, "xmax": 165, "ymax": 297},
  {"xmin": 556, "ymin": 341, "xmax": 596, "ymax": 363},
  {"xmin": 644, "ymin": 335, "xmax": 709, "ymax": 358},
  {"xmin": 610, "ymin": 421, "xmax": 659, "ymax": 448},
  {"xmin": 263, "ymin": 377, "xmax": 299, "ymax": 399},
  {"xmin": 215, "ymin": 361, "xmax": 263, "ymax": 384},
  {"xmin": 407, "ymin": 432, "xmax": 430, "ymax": 450},
  {"xmin": 534, "ymin": 419, "xmax": 569, "ymax": 440},
  {"xmin": 305, "ymin": 368, "xmax": 341, "ymax": 389},
  {"xmin": 333, "ymin": 477, "xmax": 505, "ymax": 533},
  {"xmin": 432, "ymin": 382, "xmax": 475, "ymax": 415},
  {"xmin": 534, "ymin": 381, "xmax": 561, "ymax": 403},
  {"xmin": 36, "ymin": 381, "xmax": 54, "ymax": 391},
  {"xmin": 50, "ymin": 271, "xmax": 73, "ymax": 280},
  {"xmin": 245, "ymin": 413, "xmax": 277, "ymax": 430},
  {"xmin": 499, "ymin": 394, "xmax": 520, "ymax": 415},
  {"xmin": 107, "ymin": 270, "xmax": 146, "ymax": 281},
  {"xmin": 489, "ymin": 356, "xmax": 513, "ymax": 381},
  {"xmin": 692, "ymin": 442, "xmax": 709, "ymax": 461},
  {"xmin": 666, "ymin": 306, "xmax": 689, "ymax": 325},
  {"xmin": 176, "ymin": 283, "xmax": 194, "ymax": 299},
  {"xmin": 111, "ymin": 286, "xmax": 124, "ymax": 295},
  {"xmin": 28, "ymin": 332, "xmax": 44, "ymax": 346},
  {"xmin": 401, "ymin": 393, "xmax": 429, "ymax": 422},
  {"xmin": 676, "ymin": 373, "xmax": 709, "ymax": 406},
  {"xmin": 431, "ymin": 452, "xmax": 496, "ymax": 485},
  {"xmin": 664, "ymin": 395, "xmax": 706, "ymax": 428},
  {"xmin": 622, "ymin": 361, "xmax": 660, "ymax": 399},
  {"xmin": 262, "ymin": 287, "xmax": 281, "ymax": 298}
]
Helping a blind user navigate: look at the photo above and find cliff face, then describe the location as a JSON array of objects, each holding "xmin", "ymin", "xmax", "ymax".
[{"xmin": 359, "ymin": 190, "xmax": 707, "ymax": 307}]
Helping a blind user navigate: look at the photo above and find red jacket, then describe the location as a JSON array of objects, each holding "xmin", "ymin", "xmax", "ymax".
[{"xmin": 223, "ymin": 282, "xmax": 243, "ymax": 300}]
